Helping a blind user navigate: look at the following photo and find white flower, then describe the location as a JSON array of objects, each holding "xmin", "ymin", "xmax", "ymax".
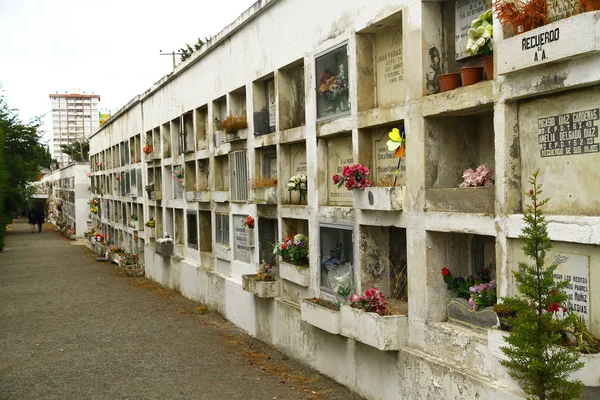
[{"xmin": 299, "ymin": 183, "xmax": 306, "ymax": 190}]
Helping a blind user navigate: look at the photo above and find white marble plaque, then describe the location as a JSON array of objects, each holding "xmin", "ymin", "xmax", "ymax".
[
  {"xmin": 551, "ymin": 253, "xmax": 590, "ymax": 325},
  {"xmin": 327, "ymin": 136, "xmax": 353, "ymax": 206},
  {"xmin": 234, "ymin": 215, "xmax": 252, "ymax": 264},
  {"xmin": 375, "ymin": 23, "xmax": 404, "ymax": 106},
  {"xmin": 455, "ymin": 0, "xmax": 489, "ymax": 60}
]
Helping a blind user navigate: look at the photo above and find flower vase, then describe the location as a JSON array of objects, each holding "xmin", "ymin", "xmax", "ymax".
[{"xmin": 289, "ymin": 191, "xmax": 307, "ymax": 205}]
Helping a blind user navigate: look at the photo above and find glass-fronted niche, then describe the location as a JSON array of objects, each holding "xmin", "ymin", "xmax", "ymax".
[
  {"xmin": 320, "ymin": 225, "xmax": 354, "ymax": 292},
  {"xmin": 316, "ymin": 44, "xmax": 350, "ymax": 121}
]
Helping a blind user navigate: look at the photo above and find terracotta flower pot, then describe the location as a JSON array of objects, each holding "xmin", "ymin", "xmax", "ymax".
[
  {"xmin": 482, "ymin": 55, "xmax": 494, "ymax": 80},
  {"xmin": 460, "ymin": 66, "xmax": 484, "ymax": 86},
  {"xmin": 438, "ymin": 73, "xmax": 462, "ymax": 92},
  {"xmin": 581, "ymin": 0, "xmax": 600, "ymax": 11}
]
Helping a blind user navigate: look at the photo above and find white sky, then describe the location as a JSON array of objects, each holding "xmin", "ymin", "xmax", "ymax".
[{"xmin": 0, "ymin": 0, "xmax": 257, "ymax": 145}]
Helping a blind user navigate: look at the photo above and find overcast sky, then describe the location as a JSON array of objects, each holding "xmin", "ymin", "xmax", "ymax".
[{"xmin": 0, "ymin": 0, "xmax": 257, "ymax": 144}]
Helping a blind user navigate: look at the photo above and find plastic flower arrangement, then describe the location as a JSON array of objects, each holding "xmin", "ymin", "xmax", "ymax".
[
  {"xmin": 172, "ymin": 167, "xmax": 184, "ymax": 185},
  {"xmin": 253, "ymin": 261, "xmax": 276, "ymax": 282},
  {"xmin": 273, "ymin": 234, "xmax": 309, "ymax": 265},
  {"xmin": 332, "ymin": 164, "xmax": 372, "ymax": 190},
  {"xmin": 466, "ymin": 9, "xmax": 493, "ymax": 56},
  {"xmin": 441, "ymin": 267, "xmax": 497, "ymax": 310},
  {"xmin": 243, "ymin": 216, "xmax": 255, "ymax": 229},
  {"xmin": 349, "ymin": 288, "xmax": 390, "ymax": 316},
  {"xmin": 321, "ymin": 242, "xmax": 350, "ymax": 273},
  {"xmin": 469, "ymin": 280, "xmax": 497, "ymax": 310},
  {"xmin": 130, "ymin": 214, "xmax": 138, "ymax": 221},
  {"xmin": 66, "ymin": 228, "xmax": 75, "ymax": 237},
  {"xmin": 109, "ymin": 245, "xmax": 124, "ymax": 254},
  {"xmin": 318, "ymin": 65, "xmax": 349, "ymax": 102},
  {"xmin": 121, "ymin": 252, "xmax": 139, "ymax": 267},
  {"xmin": 143, "ymin": 143, "xmax": 154, "ymax": 155},
  {"xmin": 144, "ymin": 217, "xmax": 156, "ymax": 228},
  {"xmin": 287, "ymin": 174, "xmax": 307, "ymax": 192},
  {"xmin": 460, "ymin": 164, "xmax": 495, "ymax": 187},
  {"xmin": 94, "ymin": 233, "xmax": 106, "ymax": 244},
  {"xmin": 220, "ymin": 115, "xmax": 248, "ymax": 134},
  {"xmin": 156, "ymin": 234, "xmax": 173, "ymax": 244}
]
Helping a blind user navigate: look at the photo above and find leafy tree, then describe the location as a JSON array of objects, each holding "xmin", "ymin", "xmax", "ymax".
[
  {"xmin": 179, "ymin": 37, "xmax": 210, "ymax": 62},
  {"xmin": 60, "ymin": 140, "xmax": 89, "ymax": 162},
  {"xmin": 0, "ymin": 88, "xmax": 52, "ymax": 251},
  {"xmin": 500, "ymin": 171, "xmax": 583, "ymax": 400}
]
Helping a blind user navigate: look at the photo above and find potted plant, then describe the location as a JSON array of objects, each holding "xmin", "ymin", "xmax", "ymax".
[
  {"xmin": 155, "ymin": 235, "xmax": 174, "ymax": 256},
  {"xmin": 438, "ymin": 72, "xmax": 462, "ymax": 92},
  {"xmin": 220, "ymin": 115, "xmax": 248, "ymax": 135},
  {"xmin": 273, "ymin": 234, "xmax": 310, "ymax": 286},
  {"xmin": 441, "ymin": 267, "xmax": 499, "ymax": 329},
  {"xmin": 466, "ymin": 9, "xmax": 494, "ymax": 80},
  {"xmin": 340, "ymin": 288, "xmax": 408, "ymax": 351},
  {"xmin": 242, "ymin": 263, "xmax": 279, "ymax": 298},
  {"xmin": 494, "ymin": 0, "xmax": 548, "ymax": 36},
  {"xmin": 287, "ymin": 174, "xmax": 307, "ymax": 204}
]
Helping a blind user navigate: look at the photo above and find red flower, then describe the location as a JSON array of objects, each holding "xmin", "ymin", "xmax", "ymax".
[
  {"xmin": 280, "ymin": 243, "xmax": 287, "ymax": 250},
  {"xmin": 562, "ymin": 307, "xmax": 568, "ymax": 312},
  {"xmin": 332, "ymin": 174, "xmax": 340, "ymax": 184},
  {"xmin": 548, "ymin": 302, "xmax": 560, "ymax": 312},
  {"xmin": 441, "ymin": 267, "xmax": 450, "ymax": 276}
]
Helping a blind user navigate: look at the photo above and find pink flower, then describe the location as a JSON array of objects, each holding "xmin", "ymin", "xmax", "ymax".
[
  {"xmin": 332, "ymin": 174, "xmax": 341, "ymax": 184},
  {"xmin": 349, "ymin": 294, "xmax": 359, "ymax": 302}
]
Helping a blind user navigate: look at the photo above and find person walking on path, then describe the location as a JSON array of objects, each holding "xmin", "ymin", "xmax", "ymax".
[
  {"xmin": 34, "ymin": 209, "xmax": 44, "ymax": 232},
  {"xmin": 27, "ymin": 210, "xmax": 37, "ymax": 233}
]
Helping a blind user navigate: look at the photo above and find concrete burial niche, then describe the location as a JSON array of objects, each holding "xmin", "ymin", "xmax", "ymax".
[
  {"xmin": 425, "ymin": 111, "xmax": 495, "ymax": 214},
  {"xmin": 519, "ymin": 87, "xmax": 600, "ymax": 216}
]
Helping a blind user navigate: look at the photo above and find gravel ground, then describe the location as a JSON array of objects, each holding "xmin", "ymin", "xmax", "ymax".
[{"xmin": 0, "ymin": 220, "xmax": 365, "ymax": 400}]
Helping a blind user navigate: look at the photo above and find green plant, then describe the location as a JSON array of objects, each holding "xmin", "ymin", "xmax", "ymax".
[
  {"xmin": 499, "ymin": 171, "xmax": 583, "ymax": 400},
  {"xmin": 145, "ymin": 217, "xmax": 156, "ymax": 228},
  {"xmin": 466, "ymin": 9, "xmax": 493, "ymax": 56},
  {"xmin": 273, "ymin": 234, "xmax": 309, "ymax": 265}
]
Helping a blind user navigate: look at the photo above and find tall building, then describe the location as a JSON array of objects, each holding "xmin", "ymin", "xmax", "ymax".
[{"xmin": 50, "ymin": 89, "xmax": 100, "ymax": 166}]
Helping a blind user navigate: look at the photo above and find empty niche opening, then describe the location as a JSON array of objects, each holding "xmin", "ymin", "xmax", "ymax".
[
  {"xmin": 359, "ymin": 225, "xmax": 408, "ymax": 315},
  {"xmin": 161, "ymin": 122, "xmax": 171, "ymax": 158},
  {"xmin": 175, "ymin": 209, "xmax": 184, "ymax": 249},
  {"xmin": 196, "ymin": 158, "xmax": 210, "ymax": 191},
  {"xmin": 185, "ymin": 160, "xmax": 196, "ymax": 195},
  {"xmin": 278, "ymin": 59, "xmax": 305, "ymax": 131},
  {"xmin": 182, "ymin": 111, "xmax": 195, "ymax": 153},
  {"xmin": 356, "ymin": 11, "xmax": 405, "ymax": 111},
  {"xmin": 214, "ymin": 155, "xmax": 230, "ymax": 192},
  {"xmin": 213, "ymin": 96, "xmax": 227, "ymax": 139},
  {"xmin": 358, "ymin": 123, "xmax": 406, "ymax": 187},
  {"xmin": 252, "ymin": 73, "xmax": 276, "ymax": 135},
  {"xmin": 199, "ymin": 211, "xmax": 212, "ymax": 254},
  {"xmin": 195, "ymin": 105, "xmax": 209, "ymax": 150},
  {"xmin": 187, "ymin": 210, "xmax": 198, "ymax": 250},
  {"xmin": 171, "ymin": 116, "xmax": 182, "ymax": 156},
  {"xmin": 258, "ymin": 218, "xmax": 278, "ymax": 266}
]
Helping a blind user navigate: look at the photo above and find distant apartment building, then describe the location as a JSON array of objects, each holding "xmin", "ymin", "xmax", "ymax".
[{"xmin": 50, "ymin": 90, "xmax": 100, "ymax": 166}]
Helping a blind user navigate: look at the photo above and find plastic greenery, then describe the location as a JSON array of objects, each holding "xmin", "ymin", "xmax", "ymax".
[
  {"xmin": 499, "ymin": 170, "xmax": 583, "ymax": 400},
  {"xmin": 466, "ymin": 9, "xmax": 493, "ymax": 56}
]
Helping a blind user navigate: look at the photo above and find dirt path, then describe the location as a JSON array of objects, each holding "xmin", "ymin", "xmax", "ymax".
[{"xmin": 0, "ymin": 219, "xmax": 364, "ymax": 400}]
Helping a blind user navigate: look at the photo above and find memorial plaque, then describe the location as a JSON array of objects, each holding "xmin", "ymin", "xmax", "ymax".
[
  {"xmin": 551, "ymin": 253, "xmax": 590, "ymax": 325},
  {"xmin": 375, "ymin": 23, "xmax": 404, "ymax": 106},
  {"xmin": 233, "ymin": 215, "xmax": 252, "ymax": 264},
  {"xmin": 372, "ymin": 129, "xmax": 406, "ymax": 186},
  {"xmin": 327, "ymin": 136, "xmax": 353, "ymax": 206},
  {"xmin": 290, "ymin": 143, "xmax": 307, "ymax": 177},
  {"xmin": 266, "ymin": 80, "xmax": 276, "ymax": 130},
  {"xmin": 519, "ymin": 88, "xmax": 600, "ymax": 215},
  {"xmin": 455, "ymin": 0, "xmax": 489, "ymax": 60},
  {"xmin": 537, "ymin": 109, "xmax": 599, "ymax": 158}
]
